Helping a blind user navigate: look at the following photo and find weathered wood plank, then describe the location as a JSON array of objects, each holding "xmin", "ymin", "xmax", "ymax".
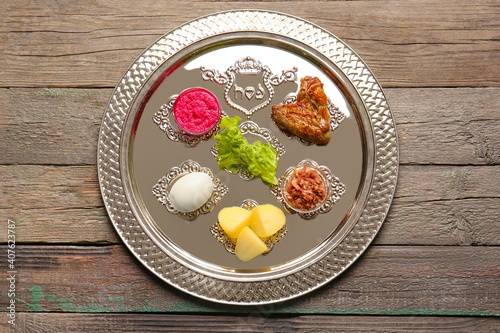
[
  {"xmin": 3, "ymin": 198, "xmax": 499, "ymax": 246},
  {"xmin": 2, "ymin": 207, "xmax": 119, "ymax": 244},
  {"xmin": 0, "ymin": 245, "xmax": 498, "ymax": 314},
  {"xmin": 1, "ymin": 165, "xmax": 101, "ymax": 211},
  {"xmin": 377, "ymin": 198, "xmax": 500, "ymax": 246},
  {"xmin": 2, "ymin": 87, "xmax": 499, "ymax": 165},
  {"xmin": 4, "ymin": 164, "xmax": 499, "ymax": 210},
  {"xmin": 1, "ymin": 88, "xmax": 107, "ymax": 166},
  {"xmin": 2, "ymin": 0, "xmax": 499, "ymax": 88},
  {"xmin": 387, "ymin": 87, "xmax": 500, "ymax": 165},
  {"xmin": 1, "ymin": 164, "xmax": 499, "ymax": 245},
  {"xmin": 3, "ymin": 313, "xmax": 500, "ymax": 333}
]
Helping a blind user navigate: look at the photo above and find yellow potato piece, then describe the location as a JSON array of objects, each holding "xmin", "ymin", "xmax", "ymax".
[
  {"xmin": 248, "ymin": 204, "xmax": 286, "ymax": 238},
  {"xmin": 234, "ymin": 226, "xmax": 268, "ymax": 262},
  {"xmin": 218, "ymin": 206, "xmax": 251, "ymax": 239}
]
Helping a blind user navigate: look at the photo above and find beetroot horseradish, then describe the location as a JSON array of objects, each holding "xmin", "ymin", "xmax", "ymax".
[{"xmin": 173, "ymin": 88, "xmax": 221, "ymax": 135}]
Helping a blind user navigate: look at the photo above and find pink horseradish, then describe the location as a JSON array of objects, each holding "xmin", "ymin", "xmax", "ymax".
[{"xmin": 173, "ymin": 88, "xmax": 221, "ymax": 135}]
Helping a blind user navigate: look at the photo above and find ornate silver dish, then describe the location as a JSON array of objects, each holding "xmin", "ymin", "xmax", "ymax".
[
  {"xmin": 271, "ymin": 158, "xmax": 346, "ymax": 220},
  {"xmin": 210, "ymin": 199, "xmax": 287, "ymax": 254},
  {"xmin": 210, "ymin": 120, "xmax": 286, "ymax": 181},
  {"xmin": 98, "ymin": 10, "xmax": 398, "ymax": 305},
  {"xmin": 152, "ymin": 160, "xmax": 229, "ymax": 221}
]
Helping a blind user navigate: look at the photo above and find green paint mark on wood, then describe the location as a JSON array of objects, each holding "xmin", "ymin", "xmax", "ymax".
[
  {"xmin": 20, "ymin": 286, "xmax": 162, "ymax": 313},
  {"xmin": 34, "ymin": 88, "xmax": 98, "ymax": 99},
  {"xmin": 29, "ymin": 285, "xmax": 70, "ymax": 303},
  {"xmin": 35, "ymin": 89, "xmax": 68, "ymax": 97},
  {"xmin": 58, "ymin": 300, "xmax": 163, "ymax": 313},
  {"xmin": 108, "ymin": 296, "xmax": 124, "ymax": 303},
  {"xmin": 29, "ymin": 286, "xmax": 43, "ymax": 303},
  {"xmin": 439, "ymin": 169, "xmax": 471, "ymax": 191},
  {"xmin": 440, "ymin": 170, "xmax": 471, "ymax": 180},
  {"xmin": 166, "ymin": 301, "xmax": 220, "ymax": 313},
  {"xmin": 18, "ymin": 286, "xmax": 500, "ymax": 317}
]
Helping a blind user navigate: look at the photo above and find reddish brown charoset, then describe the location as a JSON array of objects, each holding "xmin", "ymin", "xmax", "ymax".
[{"xmin": 284, "ymin": 166, "xmax": 326, "ymax": 211}]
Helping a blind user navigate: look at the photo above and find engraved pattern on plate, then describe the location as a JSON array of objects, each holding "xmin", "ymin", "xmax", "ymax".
[
  {"xmin": 152, "ymin": 160, "xmax": 229, "ymax": 220},
  {"xmin": 97, "ymin": 10, "xmax": 398, "ymax": 305},
  {"xmin": 278, "ymin": 96, "xmax": 346, "ymax": 146},
  {"xmin": 153, "ymin": 96, "xmax": 227, "ymax": 148},
  {"xmin": 210, "ymin": 120, "xmax": 286, "ymax": 181},
  {"xmin": 210, "ymin": 199, "xmax": 287, "ymax": 254},
  {"xmin": 270, "ymin": 159, "xmax": 346, "ymax": 220},
  {"xmin": 201, "ymin": 56, "xmax": 297, "ymax": 118}
]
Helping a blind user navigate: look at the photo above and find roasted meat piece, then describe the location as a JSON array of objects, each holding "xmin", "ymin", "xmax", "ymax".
[{"xmin": 271, "ymin": 76, "xmax": 331, "ymax": 145}]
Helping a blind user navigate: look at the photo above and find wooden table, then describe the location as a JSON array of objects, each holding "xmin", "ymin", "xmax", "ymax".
[{"xmin": 2, "ymin": 1, "xmax": 499, "ymax": 331}]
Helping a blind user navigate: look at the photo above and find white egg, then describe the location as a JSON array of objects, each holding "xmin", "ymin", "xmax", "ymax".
[{"xmin": 169, "ymin": 172, "xmax": 214, "ymax": 212}]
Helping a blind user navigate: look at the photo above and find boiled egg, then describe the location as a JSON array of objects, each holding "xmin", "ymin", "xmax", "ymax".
[{"xmin": 169, "ymin": 172, "xmax": 214, "ymax": 212}]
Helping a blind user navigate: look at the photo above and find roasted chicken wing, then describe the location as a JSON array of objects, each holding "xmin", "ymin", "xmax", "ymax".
[{"xmin": 271, "ymin": 76, "xmax": 331, "ymax": 145}]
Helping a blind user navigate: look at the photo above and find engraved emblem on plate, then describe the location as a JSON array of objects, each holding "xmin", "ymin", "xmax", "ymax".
[
  {"xmin": 152, "ymin": 160, "xmax": 229, "ymax": 221},
  {"xmin": 279, "ymin": 96, "xmax": 346, "ymax": 146},
  {"xmin": 270, "ymin": 159, "xmax": 346, "ymax": 220},
  {"xmin": 210, "ymin": 199, "xmax": 287, "ymax": 254},
  {"xmin": 210, "ymin": 121, "xmax": 286, "ymax": 181},
  {"xmin": 201, "ymin": 56, "xmax": 297, "ymax": 118},
  {"xmin": 152, "ymin": 95, "xmax": 226, "ymax": 148}
]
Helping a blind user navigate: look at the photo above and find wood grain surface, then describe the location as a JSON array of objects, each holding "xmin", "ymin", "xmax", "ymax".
[
  {"xmin": 0, "ymin": 245, "xmax": 498, "ymax": 313},
  {"xmin": 1, "ymin": 163, "xmax": 499, "ymax": 246},
  {"xmin": 3, "ymin": 313, "xmax": 500, "ymax": 333},
  {"xmin": 1, "ymin": 0, "xmax": 499, "ymax": 331},
  {"xmin": 2, "ymin": 87, "xmax": 499, "ymax": 166},
  {"xmin": 2, "ymin": 0, "xmax": 499, "ymax": 88}
]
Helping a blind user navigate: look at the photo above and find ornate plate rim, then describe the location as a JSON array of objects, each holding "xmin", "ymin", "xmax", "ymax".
[{"xmin": 97, "ymin": 9, "xmax": 399, "ymax": 305}]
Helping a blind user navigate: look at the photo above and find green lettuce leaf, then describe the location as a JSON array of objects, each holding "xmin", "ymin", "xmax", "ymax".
[{"xmin": 214, "ymin": 116, "xmax": 278, "ymax": 185}]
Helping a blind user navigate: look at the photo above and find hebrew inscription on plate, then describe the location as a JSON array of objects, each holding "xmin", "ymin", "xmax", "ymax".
[{"xmin": 201, "ymin": 56, "xmax": 298, "ymax": 118}]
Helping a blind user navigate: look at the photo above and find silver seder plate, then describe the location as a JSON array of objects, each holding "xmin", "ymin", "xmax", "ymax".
[{"xmin": 97, "ymin": 10, "xmax": 399, "ymax": 305}]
